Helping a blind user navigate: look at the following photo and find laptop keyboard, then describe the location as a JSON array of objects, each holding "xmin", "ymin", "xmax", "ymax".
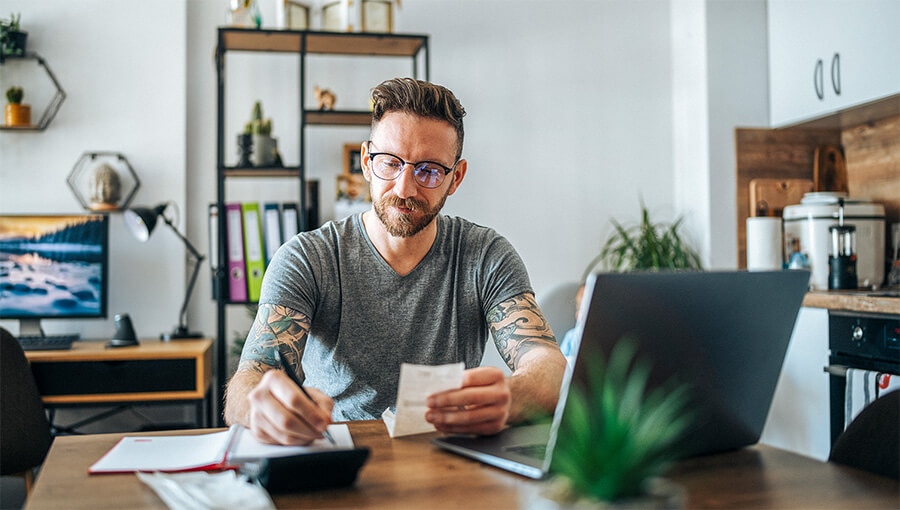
[
  {"xmin": 18, "ymin": 334, "xmax": 78, "ymax": 351},
  {"xmin": 505, "ymin": 443, "xmax": 547, "ymax": 459}
]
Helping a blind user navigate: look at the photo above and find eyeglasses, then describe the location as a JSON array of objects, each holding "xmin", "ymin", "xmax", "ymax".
[{"xmin": 366, "ymin": 141, "xmax": 458, "ymax": 189}]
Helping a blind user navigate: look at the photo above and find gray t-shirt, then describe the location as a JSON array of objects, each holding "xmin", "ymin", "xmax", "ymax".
[{"xmin": 259, "ymin": 213, "xmax": 533, "ymax": 420}]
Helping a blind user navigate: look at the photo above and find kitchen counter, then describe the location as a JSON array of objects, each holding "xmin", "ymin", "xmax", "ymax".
[{"xmin": 803, "ymin": 290, "xmax": 900, "ymax": 315}]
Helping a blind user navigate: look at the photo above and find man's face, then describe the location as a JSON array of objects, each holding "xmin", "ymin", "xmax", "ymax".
[{"xmin": 362, "ymin": 112, "xmax": 465, "ymax": 238}]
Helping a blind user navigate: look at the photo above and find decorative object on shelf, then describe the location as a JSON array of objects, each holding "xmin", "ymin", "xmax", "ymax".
[
  {"xmin": 124, "ymin": 202, "xmax": 206, "ymax": 341},
  {"xmin": 314, "ymin": 86, "xmax": 336, "ymax": 110},
  {"xmin": 582, "ymin": 201, "xmax": 702, "ymax": 281},
  {"xmin": 0, "ymin": 53, "xmax": 66, "ymax": 131},
  {"xmin": 4, "ymin": 85, "xmax": 30, "ymax": 126},
  {"xmin": 243, "ymin": 101, "xmax": 280, "ymax": 167},
  {"xmin": 540, "ymin": 339, "xmax": 692, "ymax": 508},
  {"xmin": 67, "ymin": 152, "xmax": 141, "ymax": 212},
  {"xmin": 227, "ymin": 0, "xmax": 261, "ymax": 29},
  {"xmin": 0, "ymin": 12, "xmax": 27, "ymax": 57},
  {"xmin": 321, "ymin": 0, "xmax": 352, "ymax": 31},
  {"xmin": 360, "ymin": 0, "xmax": 397, "ymax": 33},
  {"xmin": 320, "ymin": 0, "xmax": 399, "ymax": 32},
  {"xmin": 336, "ymin": 143, "xmax": 370, "ymax": 219},
  {"xmin": 236, "ymin": 132, "xmax": 253, "ymax": 167},
  {"xmin": 277, "ymin": 0, "xmax": 312, "ymax": 30}
]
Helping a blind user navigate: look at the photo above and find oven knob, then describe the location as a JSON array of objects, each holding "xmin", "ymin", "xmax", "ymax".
[{"xmin": 852, "ymin": 325, "xmax": 864, "ymax": 342}]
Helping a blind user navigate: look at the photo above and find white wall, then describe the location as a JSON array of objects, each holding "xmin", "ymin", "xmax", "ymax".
[
  {"xmin": 185, "ymin": 0, "xmax": 685, "ymax": 351},
  {"xmin": 0, "ymin": 0, "xmax": 187, "ymax": 340},
  {"xmin": 3, "ymin": 0, "xmax": 763, "ymax": 410}
]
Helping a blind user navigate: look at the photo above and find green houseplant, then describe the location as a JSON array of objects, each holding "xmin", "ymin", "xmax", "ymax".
[
  {"xmin": 545, "ymin": 339, "xmax": 694, "ymax": 508},
  {"xmin": 1, "ymin": 12, "xmax": 27, "ymax": 57},
  {"xmin": 582, "ymin": 202, "xmax": 702, "ymax": 281}
]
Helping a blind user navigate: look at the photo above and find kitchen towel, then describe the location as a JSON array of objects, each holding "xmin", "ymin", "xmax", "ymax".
[
  {"xmin": 844, "ymin": 368, "xmax": 900, "ymax": 430},
  {"xmin": 746, "ymin": 217, "xmax": 783, "ymax": 271}
]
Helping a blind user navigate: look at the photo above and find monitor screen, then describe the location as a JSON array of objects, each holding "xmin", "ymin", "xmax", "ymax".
[{"xmin": 0, "ymin": 214, "xmax": 109, "ymax": 336}]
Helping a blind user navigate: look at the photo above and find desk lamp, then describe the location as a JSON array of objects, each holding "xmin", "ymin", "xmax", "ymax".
[{"xmin": 125, "ymin": 202, "xmax": 205, "ymax": 340}]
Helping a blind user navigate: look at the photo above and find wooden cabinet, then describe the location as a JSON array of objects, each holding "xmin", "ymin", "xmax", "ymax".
[
  {"xmin": 212, "ymin": 28, "xmax": 429, "ymax": 425},
  {"xmin": 768, "ymin": 0, "xmax": 900, "ymax": 127},
  {"xmin": 760, "ymin": 307, "xmax": 831, "ymax": 460}
]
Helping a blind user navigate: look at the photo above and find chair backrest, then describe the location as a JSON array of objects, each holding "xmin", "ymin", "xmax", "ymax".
[
  {"xmin": 536, "ymin": 281, "xmax": 582, "ymax": 339},
  {"xmin": 829, "ymin": 390, "xmax": 899, "ymax": 479},
  {"xmin": 0, "ymin": 327, "xmax": 53, "ymax": 476}
]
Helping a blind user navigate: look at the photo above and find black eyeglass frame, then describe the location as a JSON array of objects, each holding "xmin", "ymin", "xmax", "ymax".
[{"xmin": 365, "ymin": 141, "xmax": 460, "ymax": 189}]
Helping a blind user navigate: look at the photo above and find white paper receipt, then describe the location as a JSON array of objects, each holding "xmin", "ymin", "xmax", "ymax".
[{"xmin": 382, "ymin": 362, "xmax": 464, "ymax": 438}]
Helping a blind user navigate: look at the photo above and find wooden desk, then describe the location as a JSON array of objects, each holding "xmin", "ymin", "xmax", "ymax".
[
  {"xmin": 25, "ymin": 339, "xmax": 213, "ymax": 430},
  {"xmin": 25, "ymin": 421, "xmax": 899, "ymax": 509}
]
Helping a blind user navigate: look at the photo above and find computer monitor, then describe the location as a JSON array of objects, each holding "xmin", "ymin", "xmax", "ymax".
[{"xmin": 0, "ymin": 213, "xmax": 109, "ymax": 336}]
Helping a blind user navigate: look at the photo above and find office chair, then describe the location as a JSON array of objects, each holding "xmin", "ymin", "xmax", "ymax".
[
  {"xmin": 0, "ymin": 327, "xmax": 54, "ymax": 492},
  {"xmin": 828, "ymin": 389, "xmax": 899, "ymax": 479}
]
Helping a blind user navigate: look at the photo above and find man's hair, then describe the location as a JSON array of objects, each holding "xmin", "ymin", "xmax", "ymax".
[{"xmin": 371, "ymin": 78, "xmax": 466, "ymax": 160}]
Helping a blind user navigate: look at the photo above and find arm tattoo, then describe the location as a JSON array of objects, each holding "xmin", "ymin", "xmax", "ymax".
[
  {"xmin": 487, "ymin": 293, "xmax": 558, "ymax": 369},
  {"xmin": 236, "ymin": 304, "xmax": 312, "ymax": 379}
]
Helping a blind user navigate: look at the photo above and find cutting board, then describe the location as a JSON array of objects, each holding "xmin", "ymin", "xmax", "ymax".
[
  {"xmin": 813, "ymin": 144, "xmax": 848, "ymax": 192},
  {"xmin": 749, "ymin": 178, "xmax": 814, "ymax": 217}
]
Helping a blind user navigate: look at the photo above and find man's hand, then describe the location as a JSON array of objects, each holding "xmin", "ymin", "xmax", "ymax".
[
  {"xmin": 245, "ymin": 370, "xmax": 334, "ymax": 446},
  {"xmin": 425, "ymin": 366, "xmax": 510, "ymax": 435}
]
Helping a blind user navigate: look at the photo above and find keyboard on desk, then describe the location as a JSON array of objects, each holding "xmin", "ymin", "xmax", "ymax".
[{"xmin": 18, "ymin": 334, "xmax": 78, "ymax": 351}]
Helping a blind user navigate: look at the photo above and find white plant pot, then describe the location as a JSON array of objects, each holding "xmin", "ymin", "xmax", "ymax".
[{"xmin": 251, "ymin": 135, "xmax": 277, "ymax": 167}]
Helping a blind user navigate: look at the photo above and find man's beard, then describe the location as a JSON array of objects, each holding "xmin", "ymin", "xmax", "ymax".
[{"xmin": 373, "ymin": 192, "xmax": 448, "ymax": 238}]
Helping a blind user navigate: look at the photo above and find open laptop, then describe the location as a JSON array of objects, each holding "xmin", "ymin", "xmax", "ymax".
[{"xmin": 432, "ymin": 270, "xmax": 810, "ymax": 479}]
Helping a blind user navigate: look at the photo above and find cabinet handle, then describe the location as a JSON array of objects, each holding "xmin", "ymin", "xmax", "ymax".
[
  {"xmin": 814, "ymin": 58, "xmax": 824, "ymax": 100},
  {"xmin": 830, "ymin": 52, "xmax": 841, "ymax": 95}
]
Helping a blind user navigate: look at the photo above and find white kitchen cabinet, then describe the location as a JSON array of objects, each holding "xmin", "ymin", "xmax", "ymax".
[
  {"xmin": 760, "ymin": 307, "xmax": 831, "ymax": 460},
  {"xmin": 768, "ymin": 0, "xmax": 900, "ymax": 127}
]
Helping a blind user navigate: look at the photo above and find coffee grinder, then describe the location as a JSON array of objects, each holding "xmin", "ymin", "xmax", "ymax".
[{"xmin": 828, "ymin": 199, "xmax": 858, "ymax": 290}]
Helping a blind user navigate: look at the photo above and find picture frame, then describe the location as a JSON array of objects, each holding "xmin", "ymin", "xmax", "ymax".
[
  {"xmin": 361, "ymin": 0, "xmax": 393, "ymax": 33},
  {"xmin": 337, "ymin": 142, "xmax": 370, "ymax": 204},
  {"xmin": 321, "ymin": 0, "xmax": 351, "ymax": 31},
  {"xmin": 284, "ymin": 0, "xmax": 312, "ymax": 30},
  {"xmin": 343, "ymin": 142, "xmax": 364, "ymax": 175}
]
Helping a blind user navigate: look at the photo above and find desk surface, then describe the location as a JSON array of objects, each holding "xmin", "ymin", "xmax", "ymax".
[{"xmin": 25, "ymin": 421, "xmax": 899, "ymax": 509}]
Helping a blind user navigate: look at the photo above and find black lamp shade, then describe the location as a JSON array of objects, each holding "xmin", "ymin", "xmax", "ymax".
[{"xmin": 124, "ymin": 205, "xmax": 166, "ymax": 242}]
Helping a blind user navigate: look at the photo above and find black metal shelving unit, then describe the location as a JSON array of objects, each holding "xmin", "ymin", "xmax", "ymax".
[{"xmin": 213, "ymin": 28, "xmax": 429, "ymax": 425}]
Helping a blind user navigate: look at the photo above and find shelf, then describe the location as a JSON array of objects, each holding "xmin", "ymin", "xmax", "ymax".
[
  {"xmin": 213, "ymin": 27, "xmax": 429, "ymax": 428},
  {"xmin": 0, "ymin": 52, "xmax": 66, "ymax": 132},
  {"xmin": 222, "ymin": 166, "xmax": 301, "ymax": 178},
  {"xmin": 306, "ymin": 109, "xmax": 373, "ymax": 126},
  {"xmin": 219, "ymin": 28, "xmax": 427, "ymax": 57}
]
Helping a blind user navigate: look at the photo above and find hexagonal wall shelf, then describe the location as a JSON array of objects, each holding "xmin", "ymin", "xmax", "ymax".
[
  {"xmin": 67, "ymin": 152, "xmax": 141, "ymax": 212},
  {"xmin": 0, "ymin": 52, "xmax": 66, "ymax": 131}
]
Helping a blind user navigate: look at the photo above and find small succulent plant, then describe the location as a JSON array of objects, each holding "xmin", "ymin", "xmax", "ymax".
[
  {"xmin": 244, "ymin": 100, "xmax": 272, "ymax": 135},
  {"xmin": 6, "ymin": 86, "xmax": 23, "ymax": 104}
]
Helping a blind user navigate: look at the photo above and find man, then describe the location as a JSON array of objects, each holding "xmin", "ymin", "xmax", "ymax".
[{"xmin": 225, "ymin": 78, "xmax": 566, "ymax": 446}]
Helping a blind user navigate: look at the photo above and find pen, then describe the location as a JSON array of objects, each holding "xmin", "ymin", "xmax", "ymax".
[{"xmin": 273, "ymin": 347, "xmax": 336, "ymax": 446}]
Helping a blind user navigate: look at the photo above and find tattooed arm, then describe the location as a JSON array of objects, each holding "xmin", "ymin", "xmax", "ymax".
[
  {"xmin": 488, "ymin": 292, "xmax": 567, "ymax": 423},
  {"xmin": 425, "ymin": 292, "xmax": 566, "ymax": 434},
  {"xmin": 224, "ymin": 304, "xmax": 333, "ymax": 445}
]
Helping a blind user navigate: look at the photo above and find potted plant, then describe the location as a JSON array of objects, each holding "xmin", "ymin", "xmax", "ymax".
[
  {"xmin": 582, "ymin": 201, "xmax": 702, "ymax": 280},
  {"xmin": 5, "ymin": 86, "xmax": 31, "ymax": 127},
  {"xmin": 1, "ymin": 12, "xmax": 27, "ymax": 57},
  {"xmin": 540, "ymin": 339, "xmax": 694, "ymax": 508},
  {"xmin": 244, "ymin": 101, "xmax": 279, "ymax": 167}
]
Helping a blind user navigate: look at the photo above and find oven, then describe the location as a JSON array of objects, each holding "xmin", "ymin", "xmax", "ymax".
[{"xmin": 826, "ymin": 310, "xmax": 900, "ymax": 446}]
